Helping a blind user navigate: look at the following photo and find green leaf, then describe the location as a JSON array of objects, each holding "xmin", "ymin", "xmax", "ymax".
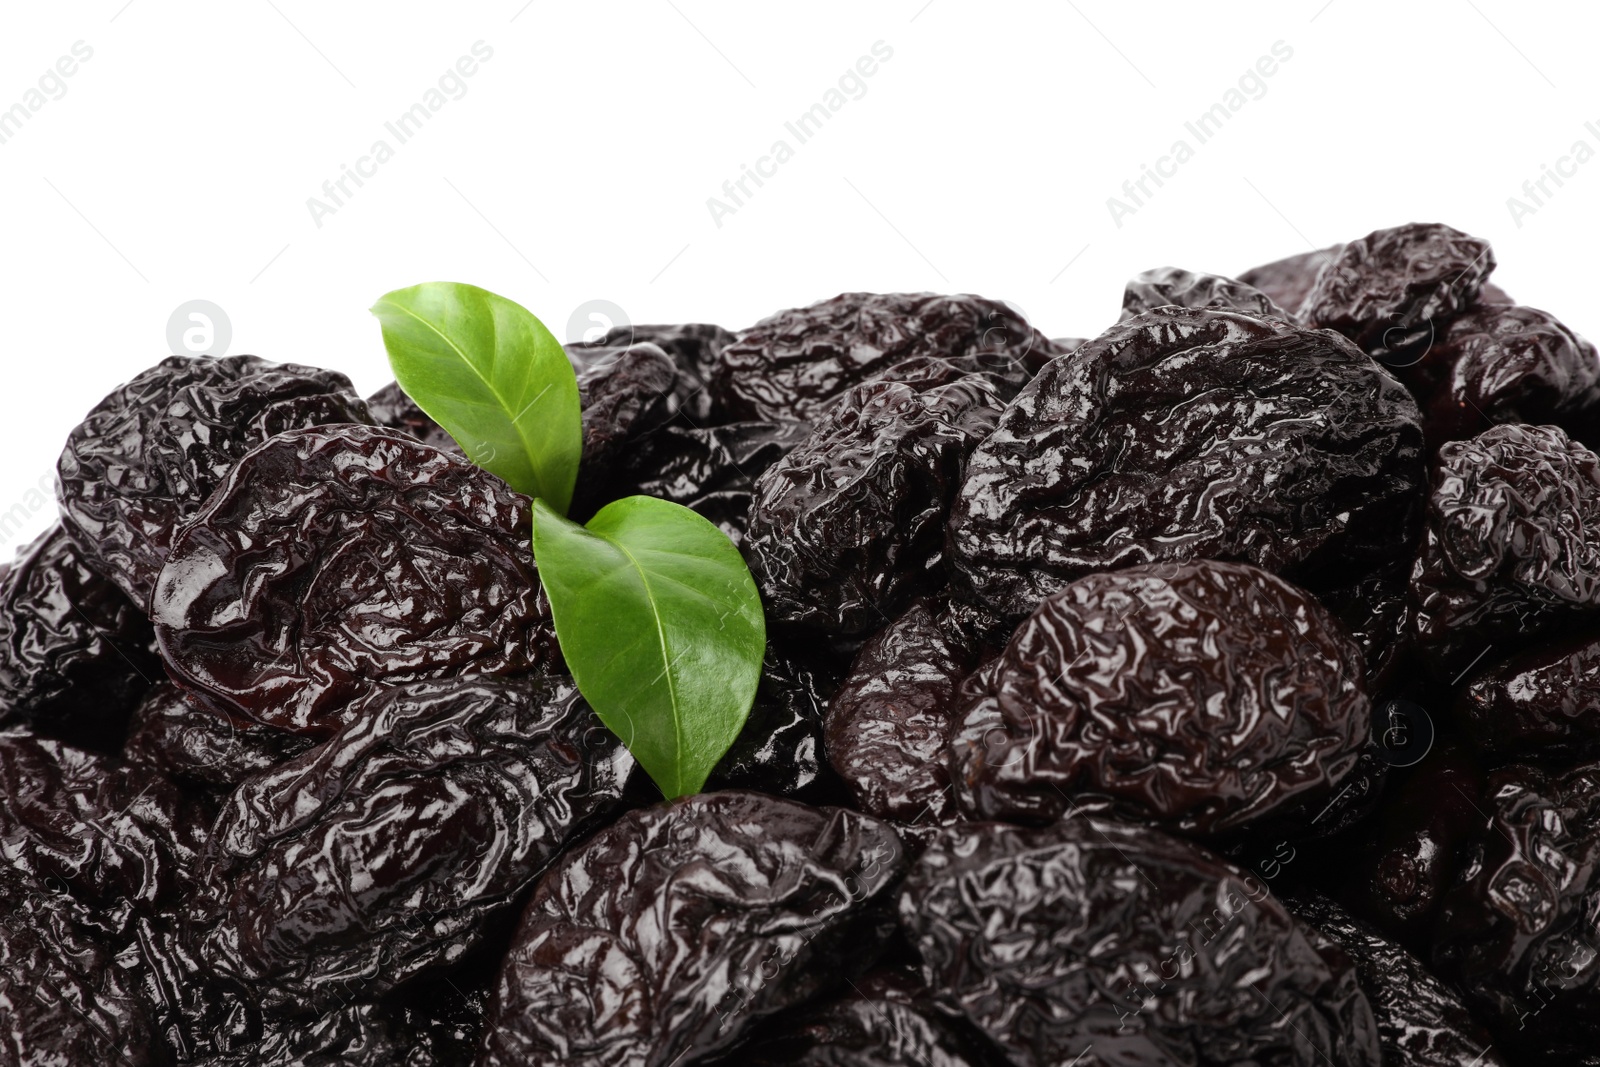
[
  {"xmin": 532, "ymin": 495, "xmax": 766, "ymax": 798},
  {"xmin": 370, "ymin": 282, "xmax": 581, "ymax": 513}
]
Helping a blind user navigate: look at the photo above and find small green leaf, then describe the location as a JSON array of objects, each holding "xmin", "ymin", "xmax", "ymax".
[
  {"xmin": 370, "ymin": 282, "xmax": 581, "ymax": 513},
  {"xmin": 531, "ymin": 496, "xmax": 766, "ymax": 798}
]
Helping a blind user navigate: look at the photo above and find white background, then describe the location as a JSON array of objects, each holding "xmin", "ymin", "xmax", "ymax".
[{"xmin": 1, "ymin": 1, "xmax": 1596, "ymax": 556}]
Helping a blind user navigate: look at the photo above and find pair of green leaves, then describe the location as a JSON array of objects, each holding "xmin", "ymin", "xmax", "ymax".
[{"xmin": 372, "ymin": 283, "xmax": 765, "ymax": 798}]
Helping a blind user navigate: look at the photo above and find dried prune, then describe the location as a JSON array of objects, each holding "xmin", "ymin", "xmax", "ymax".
[
  {"xmin": 1121, "ymin": 265, "xmax": 1292, "ymax": 321},
  {"xmin": 189, "ymin": 1003, "xmax": 462, "ymax": 1067},
  {"xmin": 188, "ymin": 673, "xmax": 632, "ymax": 1014},
  {"xmin": 1403, "ymin": 303, "xmax": 1600, "ymax": 446},
  {"xmin": 826, "ymin": 596, "xmax": 1001, "ymax": 825},
  {"xmin": 950, "ymin": 559, "xmax": 1371, "ymax": 838},
  {"xmin": 1286, "ymin": 891, "xmax": 1507, "ymax": 1067},
  {"xmin": 949, "ymin": 306, "xmax": 1426, "ymax": 616},
  {"xmin": 604, "ymin": 420, "xmax": 811, "ymax": 549},
  {"xmin": 0, "ymin": 522, "xmax": 158, "ymax": 750},
  {"xmin": 122, "ymin": 682, "xmax": 312, "ymax": 790},
  {"xmin": 1433, "ymin": 760, "xmax": 1600, "ymax": 1054},
  {"xmin": 588, "ymin": 322, "xmax": 735, "ymax": 426},
  {"xmin": 570, "ymin": 342, "xmax": 679, "ymax": 516},
  {"xmin": 1410, "ymin": 423, "xmax": 1600, "ymax": 678},
  {"xmin": 1300, "ymin": 223, "xmax": 1495, "ymax": 362},
  {"xmin": 479, "ymin": 790, "xmax": 906, "ymax": 1067},
  {"xmin": 708, "ymin": 643, "xmax": 840, "ymax": 799},
  {"xmin": 0, "ymin": 870, "xmax": 164, "ymax": 1067},
  {"xmin": 726, "ymin": 966, "xmax": 1012, "ymax": 1067},
  {"xmin": 900, "ymin": 816, "xmax": 1381, "ymax": 1067},
  {"xmin": 57, "ymin": 354, "xmax": 371, "ymax": 606},
  {"xmin": 365, "ymin": 380, "xmax": 463, "ymax": 455},
  {"xmin": 151, "ymin": 424, "xmax": 558, "ymax": 736},
  {"xmin": 1237, "ymin": 244, "xmax": 1342, "ymax": 315},
  {"xmin": 748, "ymin": 371, "xmax": 1010, "ymax": 634},
  {"xmin": 1315, "ymin": 570, "xmax": 1415, "ymax": 694},
  {"xmin": 0, "ymin": 733, "xmax": 202, "ymax": 920},
  {"xmin": 1458, "ymin": 628, "xmax": 1600, "ymax": 761},
  {"xmin": 714, "ymin": 292, "xmax": 1047, "ymax": 423}
]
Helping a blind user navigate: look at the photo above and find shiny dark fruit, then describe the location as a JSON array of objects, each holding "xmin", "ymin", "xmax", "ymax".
[
  {"xmin": 1120, "ymin": 265, "xmax": 1293, "ymax": 321},
  {"xmin": 586, "ymin": 321, "xmax": 736, "ymax": 426},
  {"xmin": 57, "ymin": 354, "xmax": 371, "ymax": 606},
  {"xmin": 713, "ymin": 292, "xmax": 1048, "ymax": 423},
  {"xmin": 900, "ymin": 816, "xmax": 1381, "ymax": 1067},
  {"xmin": 1458, "ymin": 628, "xmax": 1600, "ymax": 761},
  {"xmin": 1237, "ymin": 243, "xmax": 1342, "ymax": 316},
  {"xmin": 747, "ymin": 370, "xmax": 1010, "ymax": 634},
  {"xmin": 826, "ymin": 596, "xmax": 1001, "ymax": 825},
  {"xmin": 187, "ymin": 673, "xmax": 632, "ymax": 1014},
  {"xmin": 949, "ymin": 305, "xmax": 1426, "ymax": 616},
  {"xmin": 1287, "ymin": 891, "xmax": 1507, "ymax": 1067},
  {"xmin": 121, "ymin": 682, "xmax": 312, "ymax": 791},
  {"xmin": 1410, "ymin": 422, "xmax": 1600, "ymax": 679},
  {"xmin": 479, "ymin": 790, "xmax": 906, "ymax": 1067},
  {"xmin": 574, "ymin": 341, "xmax": 678, "ymax": 480},
  {"xmin": 365, "ymin": 380, "xmax": 463, "ymax": 455},
  {"xmin": 1300, "ymin": 222, "xmax": 1496, "ymax": 363},
  {"xmin": 707, "ymin": 643, "xmax": 840, "ymax": 799},
  {"xmin": 151, "ymin": 424, "xmax": 558, "ymax": 736},
  {"xmin": 0, "ymin": 522, "xmax": 158, "ymax": 750},
  {"xmin": 949, "ymin": 559, "xmax": 1371, "ymax": 838}
]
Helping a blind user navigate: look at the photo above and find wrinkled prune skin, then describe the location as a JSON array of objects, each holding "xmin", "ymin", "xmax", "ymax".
[
  {"xmin": 726, "ymin": 966, "xmax": 1012, "ymax": 1067},
  {"xmin": 1299, "ymin": 223, "xmax": 1495, "ymax": 362},
  {"xmin": 826, "ymin": 597, "xmax": 1001, "ymax": 825},
  {"xmin": 1458, "ymin": 629, "xmax": 1600, "ymax": 761},
  {"xmin": 480, "ymin": 790, "xmax": 906, "ymax": 1067},
  {"xmin": 748, "ymin": 371, "xmax": 1010, "ymax": 634},
  {"xmin": 122, "ymin": 682, "xmax": 312, "ymax": 791},
  {"xmin": 57, "ymin": 354, "xmax": 371, "ymax": 606},
  {"xmin": 1120, "ymin": 266, "xmax": 1292, "ymax": 321},
  {"xmin": 1286, "ymin": 891, "xmax": 1507, "ymax": 1067},
  {"xmin": 1237, "ymin": 244, "xmax": 1342, "ymax": 316},
  {"xmin": 1403, "ymin": 303, "xmax": 1600, "ymax": 447},
  {"xmin": 949, "ymin": 306, "xmax": 1426, "ymax": 617},
  {"xmin": 152, "ymin": 425, "xmax": 558, "ymax": 736},
  {"xmin": 605, "ymin": 420, "xmax": 811, "ymax": 549},
  {"xmin": 1410, "ymin": 423, "xmax": 1600, "ymax": 678},
  {"xmin": 118, "ymin": 914, "xmax": 261, "ymax": 1061},
  {"xmin": 589, "ymin": 322, "xmax": 735, "ymax": 426},
  {"xmin": 950, "ymin": 560, "xmax": 1370, "ymax": 838},
  {"xmin": 900, "ymin": 817, "xmax": 1381, "ymax": 1067},
  {"xmin": 0, "ymin": 734, "xmax": 202, "ymax": 921},
  {"xmin": 714, "ymin": 292, "xmax": 1048, "ymax": 423},
  {"xmin": 0, "ymin": 522, "xmax": 157, "ymax": 750},
  {"xmin": 190, "ymin": 1003, "xmax": 460, "ymax": 1067},
  {"xmin": 1315, "ymin": 571, "xmax": 1415, "ymax": 694},
  {"xmin": 188, "ymin": 674, "xmax": 632, "ymax": 1015},
  {"xmin": 576, "ymin": 342, "xmax": 679, "ymax": 472},
  {"xmin": 1433, "ymin": 761, "xmax": 1600, "ymax": 1054},
  {"xmin": 365, "ymin": 380, "xmax": 463, "ymax": 455},
  {"xmin": 708, "ymin": 643, "xmax": 841, "ymax": 799},
  {"xmin": 0, "ymin": 871, "xmax": 164, "ymax": 1067}
]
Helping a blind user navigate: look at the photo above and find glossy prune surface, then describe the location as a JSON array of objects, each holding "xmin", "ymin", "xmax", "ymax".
[
  {"xmin": 900, "ymin": 816, "xmax": 1381, "ymax": 1067},
  {"xmin": 1458, "ymin": 629, "xmax": 1600, "ymax": 760},
  {"xmin": 151, "ymin": 425, "xmax": 558, "ymax": 735},
  {"xmin": 365, "ymin": 379, "xmax": 463, "ymax": 455},
  {"xmin": 589, "ymin": 322, "xmax": 736, "ymax": 426},
  {"xmin": 57, "ymin": 354, "xmax": 371, "ymax": 606},
  {"xmin": 479, "ymin": 790, "xmax": 906, "ymax": 1067},
  {"xmin": 748, "ymin": 371, "xmax": 1009, "ymax": 634},
  {"xmin": 1300, "ymin": 223, "xmax": 1496, "ymax": 362},
  {"xmin": 1410, "ymin": 422, "xmax": 1600, "ymax": 678},
  {"xmin": 707, "ymin": 644, "xmax": 840, "ymax": 799},
  {"xmin": 1120, "ymin": 265, "xmax": 1292, "ymax": 321},
  {"xmin": 949, "ymin": 306, "xmax": 1426, "ymax": 616},
  {"xmin": 575, "ymin": 341, "xmax": 679, "ymax": 475},
  {"xmin": 0, "ymin": 522, "xmax": 157, "ymax": 749},
  {"xmin": 1237, "ymin": 244, "xmax": 1342, "ymax": 315},
  {"xmin": 949, "ymin": 559, "xmax": 1370, "ymax": 837},
  {"xmin": 187, "ymin": 674, "xmax": 632, "ymax": 1014},
  {"xmin": 121, "ymin": 682, "xmax": 312, "ymax": 790},
  {"xmin": 714, "ymin": 292, "xmax": 1046, "ymax": 423}
]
